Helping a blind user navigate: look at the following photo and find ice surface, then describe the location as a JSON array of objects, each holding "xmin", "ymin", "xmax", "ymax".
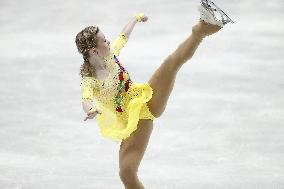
[{"xmin": 0, "ymin": 0, "xmax": 283, "ymax": 188}]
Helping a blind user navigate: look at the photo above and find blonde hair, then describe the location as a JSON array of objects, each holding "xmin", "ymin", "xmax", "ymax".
[{"xmin": 75, "ymin": 26, "xmax": 100, "ymax": 77}]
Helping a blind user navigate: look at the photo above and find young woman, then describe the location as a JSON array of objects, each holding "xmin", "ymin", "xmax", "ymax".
[{"xmin": 75, "ymin": 2, "xmax": 232, "ymax": 188}]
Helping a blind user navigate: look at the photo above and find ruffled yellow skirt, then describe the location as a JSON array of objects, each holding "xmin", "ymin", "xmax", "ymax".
[{"xmin": 95, "ymin": 82, "xmax": 156, "ymax": 144}]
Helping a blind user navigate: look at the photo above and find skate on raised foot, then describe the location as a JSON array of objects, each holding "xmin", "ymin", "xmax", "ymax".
[{"xmin": 198, "ymin": 0, "xmax": 234, "ymax": 28}]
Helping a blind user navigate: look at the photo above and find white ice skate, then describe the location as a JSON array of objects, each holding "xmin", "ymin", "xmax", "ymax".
[{"xmin": 198, "ymin": 0, "xmax": 234, "ymax": 28}]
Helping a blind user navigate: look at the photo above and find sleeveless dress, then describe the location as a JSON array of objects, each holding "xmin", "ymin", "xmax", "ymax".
[{"xmin": 80, "ymin": 33, "xmax": 155, "ymax": 144}]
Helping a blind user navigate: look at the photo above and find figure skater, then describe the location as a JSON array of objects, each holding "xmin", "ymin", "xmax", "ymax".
[{"xmin": 75, "ymin": 1, "xmax": 233, "ymax": 188}]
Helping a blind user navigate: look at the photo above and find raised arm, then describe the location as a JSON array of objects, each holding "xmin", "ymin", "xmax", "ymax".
[
  {"xmin": 110, "ymin": 13, "xmax": 148, "ymax": 57},
  {"xmin": 121, "ymin": 13, "xmax": 148, "ymax": 38},
  {"xmin": 120, "ymin": 16, "xmax": 137, "ymax": 39}
]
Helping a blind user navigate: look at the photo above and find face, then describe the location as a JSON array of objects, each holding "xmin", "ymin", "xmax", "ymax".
[{"xmin": 93, "ymin": 30, "xmax": 110, "ymax": 58}]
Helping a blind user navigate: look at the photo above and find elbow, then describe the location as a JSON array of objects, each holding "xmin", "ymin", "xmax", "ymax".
[{"xmin": 121, "ymin": 32, "xmax": 129, "ymax": 40}]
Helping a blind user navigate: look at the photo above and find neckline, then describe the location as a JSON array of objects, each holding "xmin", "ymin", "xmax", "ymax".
[
  {"xmin": 92, "ymin": 52, "xmax": 117, "ymax": 83},
  {"xmin": 93, "ymin": 61, "xmax": 116, "ymax": 83},
  {"xmin": 95, "ymin": 69, "xmax": 111, "ymax": 83}
]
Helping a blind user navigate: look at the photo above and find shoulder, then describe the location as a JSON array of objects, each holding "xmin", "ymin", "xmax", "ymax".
[
  {"xmin": 80, "ymin": 76, "xmax": 98, "ymax": 87},
  {"xmin": 103, "ymin": 51, "xmax": 115, "ymax": 62}
]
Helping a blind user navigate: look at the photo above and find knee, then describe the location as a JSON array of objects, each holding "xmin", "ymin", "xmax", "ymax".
[
  {"xmin": 152, "ymin": 111, "xmax": 163, "ymax": 119},
  {"xmin": 119, "ymin": 166, "xmax": 138, "ymax": 184},
  {"xmin": 164, "ymin": 54, "xmax": 176, "ymax": 65},
  {"xmin": 150, "ymin": 103, "xmax": 167, "ymax": 118},
  {"xmin": 164, "ymin": 53, "xmax": 184, "ymax": 71}
]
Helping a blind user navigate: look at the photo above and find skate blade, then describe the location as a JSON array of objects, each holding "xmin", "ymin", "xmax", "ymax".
[
  {"xmin": 200, "ymin": 0, "xmax": 234, "ymax": 25},
  {"xmin": 198, "ymin": 4, "xmax": 224, "ymax": 27}
]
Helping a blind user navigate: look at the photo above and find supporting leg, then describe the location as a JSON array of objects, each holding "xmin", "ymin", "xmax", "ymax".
[{"xmin": 119, "ymin": 119, "xmax": 154, "ymax": 189}]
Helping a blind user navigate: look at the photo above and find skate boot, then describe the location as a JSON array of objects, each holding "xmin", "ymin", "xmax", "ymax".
[{"xmin": 198, "ymin": 0, "xmax": 234, "ymax": 28}]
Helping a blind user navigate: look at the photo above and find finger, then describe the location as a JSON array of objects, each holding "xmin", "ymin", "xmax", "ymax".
[
  {"xmin": 85, "ymin": 114, "xmax": 93, "ymax": 120},
  {"xmin": 87, "ymin": 111, "xmax": 96, "ymax": 116},
  {"xmin": 86, "ymin": 114, "xmax": 96, "ymax": 119},
  {"xmin": 95, "ymin": 110, "xmax": 102, "ymax": 115},
  {"xmin": 88, "ymin": 112, "xmax": 97, "ymax": 117}
]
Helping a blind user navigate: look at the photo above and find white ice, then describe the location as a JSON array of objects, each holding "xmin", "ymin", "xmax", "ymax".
[{"xmin": 0, "ymin": 0, "xmax": 283, "ymax": 188}]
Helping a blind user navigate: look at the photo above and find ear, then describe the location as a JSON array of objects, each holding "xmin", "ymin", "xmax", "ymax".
[{"xmin": 92, "ymin": 48, "xmax": 98, "ymax": 54}]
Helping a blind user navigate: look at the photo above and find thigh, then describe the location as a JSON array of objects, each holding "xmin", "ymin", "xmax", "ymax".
[
  {"xmin": 119, "ymin": 119, "xmax": 154, "ymax": 170},
  {"xmin": 147, "ymin": 55, "xmax": 180, "ymax": 118}
]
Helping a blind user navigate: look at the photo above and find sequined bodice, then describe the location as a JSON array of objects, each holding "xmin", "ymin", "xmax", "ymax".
[
  {"xmin": 80, "ymin": 33, "xmax": 133, "ymax": 113},
  {"xmin": 94, "ymin": 56, "xmax": 120, "ymax": 101},
  {"xmin": 92, "ymin": 54, "xmax": 132, "ymax": 112}
]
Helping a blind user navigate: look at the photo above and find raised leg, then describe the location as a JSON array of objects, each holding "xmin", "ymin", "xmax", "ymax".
[
  {"xmin": 119, "ymin": 119, "xmax": 154, "ymax": 189},
  {"xmin": 147, "ymin": 20, "xmax": 221, "ymax": 118}
]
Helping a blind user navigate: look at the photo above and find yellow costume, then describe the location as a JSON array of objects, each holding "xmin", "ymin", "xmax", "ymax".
[{"xmin": 80, "ymin": 33, "xmax": 155, "ymax": 144}]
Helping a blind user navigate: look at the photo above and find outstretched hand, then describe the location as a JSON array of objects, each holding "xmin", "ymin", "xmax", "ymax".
[
  {"xmin": 135, "ymin": 13, "xmax": 148, "ymax": 22},
  {"xmin": 140, "ymin": 15, "xmax": 148, "ymax": 22},
  {"xmin": 84, "ymin": 109, "xmax": 102, "ymax": 121}
]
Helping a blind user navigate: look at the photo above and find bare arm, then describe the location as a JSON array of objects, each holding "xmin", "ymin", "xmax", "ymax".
[
  {"xmin": 121, "ymin": 16, "xmax": 138, "ymax": 39},
  {"xmin": 121, "ymin": 13, "xmax": 148, "ymax": 39}
]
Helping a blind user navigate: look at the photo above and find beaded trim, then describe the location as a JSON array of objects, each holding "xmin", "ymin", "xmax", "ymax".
[{"xmin": 113, "ymin": 55, "xmax": 133, "ymax": 112}]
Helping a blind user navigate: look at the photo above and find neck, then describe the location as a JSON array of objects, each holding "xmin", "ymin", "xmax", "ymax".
[{"xmin": 89, "ymin": 55, "xmax": 107, "ymax": 70}]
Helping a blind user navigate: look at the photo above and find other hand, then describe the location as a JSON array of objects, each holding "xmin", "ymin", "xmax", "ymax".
[{"xmin": 84, "ymin": 109, "xmax": 102, "ymax": 121}]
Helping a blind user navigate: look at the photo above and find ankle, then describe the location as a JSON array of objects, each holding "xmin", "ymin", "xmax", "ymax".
[{"xmin": 192, "ymin": 24, "xmax": 206, "ymax": 40}]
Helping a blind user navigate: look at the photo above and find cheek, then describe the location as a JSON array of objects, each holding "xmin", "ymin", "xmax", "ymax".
[
  {"xmin": 98, "ymin": 46, "xmax": 108, "ymax": 53},
  {"xmin": 103, "ymin": 45, "xmax": 110, "ymax": 55},
  {"xmin": 106, "ymin": 45, "xmax": 110, "ymax": 51},
  {"xmin": 101, "ymin": 44, "xmax": 108, "ymax": 51}
]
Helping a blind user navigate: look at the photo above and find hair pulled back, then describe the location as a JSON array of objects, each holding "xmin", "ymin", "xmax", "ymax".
[{"xmin": 75, "ymin": 26, "xmax": 100, "ymax": 77}]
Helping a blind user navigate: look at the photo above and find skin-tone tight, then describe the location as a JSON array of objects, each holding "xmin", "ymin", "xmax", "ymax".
[{"xmin": 119, "ymin": 20, "xmax": 221, "ymax": 189}]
